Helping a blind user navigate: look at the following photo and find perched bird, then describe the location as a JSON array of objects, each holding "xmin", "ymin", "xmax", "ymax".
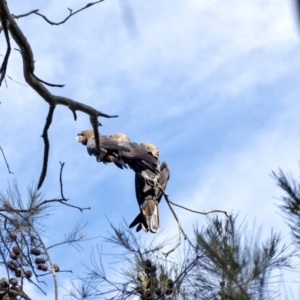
[
  {"xmin": 129, "ymin": 140, "xmax": 170, "ymax": 233},
  {"xmin": 76, "ymin": 130, "xmax": 159, "ymax": 173},
  {"xmin": 76, "ymin": 130, "xmax": 130, "ymax": 169},
  {"xmin": 140, "ymin": 143, "xmax": 159, "ymax": 160},
  {"xmin": 77, "ymin": 130, "xmax": 169, "ymax": 233},
  {"xmin": 115, "ymin": 140, "xmax": 159, "ymax": 175}
]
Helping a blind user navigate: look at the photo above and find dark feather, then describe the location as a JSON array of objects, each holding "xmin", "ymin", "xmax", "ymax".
[{"xmin": 130, "ymin": 162, "xmax": 170, "ymax": 233}]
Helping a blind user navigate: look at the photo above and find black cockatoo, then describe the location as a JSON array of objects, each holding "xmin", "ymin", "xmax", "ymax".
[
  {"xmin": 76, "ymin": 130, "xmax": 159, "ymax": 174},
  {"xmin": 76, "ymin": 130, "xmax": 130, "ymax": 169},
  {"xmin": 129, "ymin": 143, "xmax": 170, "ymax": 233},
  {"xmin": 77, "ymin": 130, "xmax": 169, "ymax": 233}
]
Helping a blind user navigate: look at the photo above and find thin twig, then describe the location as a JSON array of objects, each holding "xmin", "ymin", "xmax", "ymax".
[
  {"xmin": 0, "ymin": 146, "xmax": 14, "ymax": 174},
  {"xmin": 33, "ymin": 1, "xmax": 104, "ymax": 26},
  {"xmin": 158, "ymin": 186, "xmax": 188, "ymax": 256},
  {"xmin": 12, "ymin": 9, "xmax": 39, "ymax": 19},
  {"xmin": 5, "ymin": 74, "xmax": 27, "ymax": 86},
  {"xmin": 33, "ymin": 73, "xmax": 64, "ymax": 87},
  {"xmin": 59, "ymin": 162, "xmax": 67, "ymax": 200},
  {"xmin": 163, "ymin": 194, "xmax": 187, "ymax": 257},
  {"xmin": 168, "ymin": 200, "xmax": 228, "ymax": 217},
  {"xmin": 37, "ymin": 198, "xmax": 91, "ymax": 212}
]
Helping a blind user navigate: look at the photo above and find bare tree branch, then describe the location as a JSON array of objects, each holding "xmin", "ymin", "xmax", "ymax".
[
  {"xmin": 169, "ymin": 199, "xmax": 229, "ymax": 217},
  {"xmin": 0, "ymin": 0, "xmax": 117, "ymax": 188},
  {"xmin": 59, "ymin": 162, "xmax": 67, "ymax": 200},
  {"xmin": 0, "ymin": 146, "xmax": 14, "ymax": 174},
  {"xmin": 37, "ymin": 105, "xmax": 55, "ymax": 190},
  {"xmin": 0, "ymin": 9, "xmax": 11, "ymax": 86},
  {"xmin": 11, "ymin": 9, "xmax": 39, "ymax": 20},
  {"xmin": 13, "ymin": 1, "xmax": 105, "ymax": 26},
  {"xmin": 163, "ymin": 194, "xmax": 187, "ymax": 257},
  {"xmin": 32, "ymin": 73, "xmax": 64, "ymax": 88},
  {"xmin": 11, "ymin": 1, "xmax": 104, "ymax": 25}
]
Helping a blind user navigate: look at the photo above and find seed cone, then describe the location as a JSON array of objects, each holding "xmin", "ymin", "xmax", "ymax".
[
  {"xmin": 25, "ymin": 270, "xmax": 32, "ymax": 279},
  {"xmin": 30, "ymin": 248, "xmax": 41, "ymax": 256},
  {"xmin": 35, "ymin": 257, "xmax": 45, "ymax": 264},
  {"xmin": 53, "ymin": 264, "xmax": 60, "ymax": 272},
  {"xmin": 38, "ymin": 264, "xmax": 48, "ymax": 271},
  {"xmin": 9, "ymin": 278, "xmax": 18, "ymax": 286},
  {"xmin": 12, "ymin": 246, "xmax": 21, "ymax": 255}
]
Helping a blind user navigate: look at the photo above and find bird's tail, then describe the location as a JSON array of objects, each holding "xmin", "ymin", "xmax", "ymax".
[
  {"xmin": 141, "ymin": 199, "xmax": 159, "ymax": 233},
  {"xmin": 129, "ymin": 213, "xmax": 148, "ymax": 232},
  {"xmin": 129, "ymin": 199, "xmax": 159, "ymax": 233}
]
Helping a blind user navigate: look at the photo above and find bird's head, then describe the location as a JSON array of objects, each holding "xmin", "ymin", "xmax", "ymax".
[
  {"xmin": 76, "ymin": 130, "xmax": 94, "ymax": 145},
  {"xmin": 140, "ymin": 143, "xmax": 159, "ymax": 159},
  {"xmin": 108, "ymin": 133, "xmax": 131, "ymax": 142}
]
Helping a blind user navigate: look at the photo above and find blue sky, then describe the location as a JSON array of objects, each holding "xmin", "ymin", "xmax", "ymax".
[{"xmin": 1, "ymin": 0, "xmax": 300, "ymax": 298}]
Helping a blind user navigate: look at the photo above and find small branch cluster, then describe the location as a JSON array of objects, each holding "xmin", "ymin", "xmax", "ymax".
[{"xmin": 0, "ymin": 171, "xmax": 91, "ymax": 299}]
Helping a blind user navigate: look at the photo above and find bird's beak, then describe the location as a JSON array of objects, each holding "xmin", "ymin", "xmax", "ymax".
[{"xmin": 76, "ymin": 135, "xmax": 83, "ymax": 143}]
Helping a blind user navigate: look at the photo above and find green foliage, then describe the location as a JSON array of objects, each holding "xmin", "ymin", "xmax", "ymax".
[{"xmin": 67, "ymin": 216, "xmax": 294, "ymax": 300}]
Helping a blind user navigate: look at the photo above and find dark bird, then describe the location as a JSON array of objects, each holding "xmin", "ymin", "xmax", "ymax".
[
  {"xmin": 76, "ymin": 130, "xmax": 159, "ymax": 173},
  {"xmin": 77, "ymin": 130, "xmax": 168, "ymax": 233},
  {"xmin": 76, "ymin": 130, "xmax": 130, "ymax": 169},
  {"xmin": 129, "ymin": 142, "xmax": 170, "ymax": 234}
]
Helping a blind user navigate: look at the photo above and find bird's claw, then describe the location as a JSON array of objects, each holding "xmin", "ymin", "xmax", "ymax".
[{"xmin": 96, "ymin": 148, "xmax": 107, "ymax": 162}]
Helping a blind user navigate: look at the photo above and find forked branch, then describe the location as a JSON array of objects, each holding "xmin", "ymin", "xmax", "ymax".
[
  {"xmin": 12, "ymin": 1, "xmax": 104, "ymax": 25},
  {"xmin": 0, "ymin": 0, "xmax": 117, "ymax": 189}
]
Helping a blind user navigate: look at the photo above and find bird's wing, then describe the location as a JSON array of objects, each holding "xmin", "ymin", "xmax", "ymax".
[
  {"xmin": 99, "ymin": 135, "xmax": 130, "ymax": 152},
  {"xmin": 132, "ymin": 170, "xmax": 160, "ymax": 233},
  {"xmin": 119, "ymin": 142, "xmax": 158, "ymax": 166},
  {"xmin": 86, "ymin": 138, "xmax": 97, "ymax": 156},
  {"xmin": 156, "ymin": 162, "xmax": 170, "ymax": 203}
]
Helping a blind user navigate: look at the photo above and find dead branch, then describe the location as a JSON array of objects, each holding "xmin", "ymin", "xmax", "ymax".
[
  {"xmin": 12, "ymin": 1, "xmax": 104, "ymax": 25},
  {"xmin": 32, "ymin": 73, "xmax": 64, "ymax": 87},
  {"xmin": 11, "ymin": 9, "xmax": 39, "ymax": 20},
  {"xmin": 37, "ymin": 198, "xmax": 91, "ymax": 212},
  {"xmin": 168, "ymin": 200, "xmax": 229, "ymax": 217},
  {"xmin": 0, "ymin": 0, "xmax": 117, "ymax": 189},
  {"xmin": 0, "ymin": 146, "xmax": 14, "ymax": 174},
  {"xmin": 37, "ymin": 105, "xmax": 55, "ymax": 190},
  {"xmin": 156, "ymin": 182, "xmax": 228, "ymax": 256},
  {"xmin": 15, "ymin": 1, "xmax": 105, "ymax": 25},
  {"xmin": 0, "ymin": 9, "xmax": 11, "ymax": 86},
  {"xmin": 59, "ymin": 162, "xmax": 67, "ymax": 200},
  {"xmin": 163, "ymin": 193, "xmax": 188, "ymax": 257}
]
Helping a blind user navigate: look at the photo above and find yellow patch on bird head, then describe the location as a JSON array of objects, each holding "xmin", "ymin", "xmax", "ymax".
[
  {"xmin": 76, "ymin": 130, "xmax": 94, "ymax": 144},
  {"xmin": 108, "ymin": 133, "xmax": 130, "ymax": 142},
  {"xmin": 140, "ymin": 143, "xmax": 159, "ymax": 159}
]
